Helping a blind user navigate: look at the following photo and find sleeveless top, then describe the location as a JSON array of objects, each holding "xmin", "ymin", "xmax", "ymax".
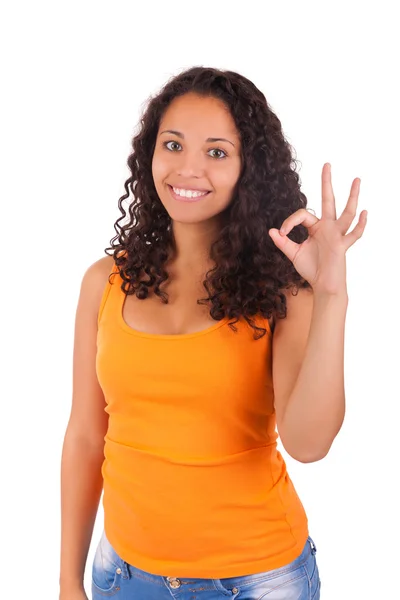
[{"xmin": 96, "ymin": 261, "xmax": 309, "ymax": 578}]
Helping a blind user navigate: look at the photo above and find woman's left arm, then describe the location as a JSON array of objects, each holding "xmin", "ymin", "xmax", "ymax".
[
  {"xmin": 272, "ymin": 288, "xmax": 348, "ymax": 463},
  {"xmin": 269, "ymin": 162, "xmax": 367, "ymax": 462}
]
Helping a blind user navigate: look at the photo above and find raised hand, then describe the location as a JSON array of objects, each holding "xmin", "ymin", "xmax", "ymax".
[{"xmin": 269, "ymin": 163, "xmax": 367, "ymax": 295}]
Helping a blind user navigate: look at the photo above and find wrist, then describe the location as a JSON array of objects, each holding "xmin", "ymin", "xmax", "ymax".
[
  {"xmin": 59, "ymin": 577, "xmax": 85, "ymax": 593},
  {"xmin": 312, "ymin": 286, "xmax": 348, "ymax": 302},
  {"xmin": 312, "ymin": 289, "xmax": 349, "ymax": 317}
]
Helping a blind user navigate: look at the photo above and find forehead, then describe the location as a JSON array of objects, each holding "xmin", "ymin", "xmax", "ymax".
[{"xmin": 159, "ymin": 93, "xmax": 239, "ymax": 139}]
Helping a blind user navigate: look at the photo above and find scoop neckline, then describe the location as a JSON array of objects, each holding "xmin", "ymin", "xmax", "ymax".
[{"xmin": 118, "ymin": 294, "xmax": 231, "ymax": 340}]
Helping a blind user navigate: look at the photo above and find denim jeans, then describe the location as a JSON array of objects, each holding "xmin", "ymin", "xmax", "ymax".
[{"xmin": 91, "ymin": 529, "xmax": 321, "ymax": 599}]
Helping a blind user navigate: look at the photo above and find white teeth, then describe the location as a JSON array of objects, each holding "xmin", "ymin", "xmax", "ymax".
[{"xmin": 172, "ymin": 186, "xmax": 208, "ymax": 198}]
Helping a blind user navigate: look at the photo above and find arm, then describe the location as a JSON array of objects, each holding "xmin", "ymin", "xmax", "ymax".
[
  {"xmin": 59, "ymin": 256, "xmax": 114, "ymax": 596},
  {"xmin": 272, "ymin": 286, "xmax": 348, "ymax": 463}
]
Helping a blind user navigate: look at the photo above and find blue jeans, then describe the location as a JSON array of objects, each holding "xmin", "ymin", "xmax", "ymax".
[{"xmin": 91, "ymin": 530, "xmax": 321, "ymax": 599}]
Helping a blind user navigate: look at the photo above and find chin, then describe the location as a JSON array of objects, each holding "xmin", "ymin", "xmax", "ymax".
[{"xmin": 170, "ymin": 212, "xmax": 222, "ymax": 225}]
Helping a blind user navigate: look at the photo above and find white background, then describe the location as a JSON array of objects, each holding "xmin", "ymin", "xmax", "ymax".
[{"xmin": 1, "ymin": 1, "xmax": 399, "ymax": 598}]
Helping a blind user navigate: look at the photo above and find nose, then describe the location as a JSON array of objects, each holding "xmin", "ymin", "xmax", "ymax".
[{"xmin": 176, "ymin": 150, "xmax": 205, "ymax": 179}]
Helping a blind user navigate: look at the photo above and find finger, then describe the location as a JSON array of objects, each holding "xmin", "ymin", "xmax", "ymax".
[
  {"xmin": 337, "ymin": 178, "xmax": 361, "ymax": 235},
  {"xmin": 343, "ymin": 210, "xmax": 368, "ymax": 250},
  {"xmin": 280, "ymin": 208, "xmax": 319, "ymax": 236},
  {"xmin": 322, "ymin": 163, "xmax": 337, "ymax": 220},
  {"xmin": 269, "ymin": 228, "xmax": 301, "ymax": 263}
]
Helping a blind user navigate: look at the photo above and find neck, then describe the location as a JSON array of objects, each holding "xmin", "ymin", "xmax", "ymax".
[{"xmin": 168, "ymin": 219, "xmax": 221, "ymax": 271}]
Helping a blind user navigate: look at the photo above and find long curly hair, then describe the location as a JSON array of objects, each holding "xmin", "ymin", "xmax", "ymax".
[{"xmin": 105, "ymin": 66, "xmax": 312, "ymax": 340}]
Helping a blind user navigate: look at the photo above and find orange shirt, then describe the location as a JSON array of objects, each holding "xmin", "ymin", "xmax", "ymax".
[{"xmin": 96, "ymin": 261, "xmax": 309, "ymax": 578}]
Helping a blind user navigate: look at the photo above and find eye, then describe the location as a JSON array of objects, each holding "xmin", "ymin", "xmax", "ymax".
[
  {"xmin": 208, "ymin": 148, "xmax": 227, "ymax": 159},
  {"xmin": 163, "ymin": 141, "xmax": 182, "ymax": 152}
]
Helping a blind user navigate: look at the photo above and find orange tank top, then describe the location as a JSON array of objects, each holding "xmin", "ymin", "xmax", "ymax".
[{"xmin": 96, "ymin": 261, "xmax": 309, "ymax": 578}]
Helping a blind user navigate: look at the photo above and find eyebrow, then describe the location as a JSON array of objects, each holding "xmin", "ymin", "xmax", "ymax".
[{"xmin": 159, "ymin": 129, "xmax": 235, "ymax": 147}]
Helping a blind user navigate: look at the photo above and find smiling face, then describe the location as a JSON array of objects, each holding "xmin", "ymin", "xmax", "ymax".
[{"xmin": 151, "ymin": 93, "xmax": 242, "ymax": 226}]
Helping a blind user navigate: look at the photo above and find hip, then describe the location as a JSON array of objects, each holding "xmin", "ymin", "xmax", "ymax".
[{"xmin": 91, "ymin": 529, "xmax": 321, "ymax": 599}]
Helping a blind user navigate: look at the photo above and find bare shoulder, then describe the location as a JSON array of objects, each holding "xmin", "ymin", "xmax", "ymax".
[
  {"xmin": 273, "ymin": 285, "xmax": 314, "ymax": 342},
  {"xmin": 267, "ymin": 286, "xmax": 312, "ymax": 334},
  {"xmin": 79, "ymin": 255, "xmax": 116, "ymax": 314},
  {"xmin": 82, "ymin": 254, "xmax": 115, "ymax": 286},
  {"xmin": 279, "ymin": 285, "xmax": 314, "ymax": 320}
]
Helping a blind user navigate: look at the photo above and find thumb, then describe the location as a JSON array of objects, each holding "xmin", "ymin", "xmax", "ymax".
[
  {"xmin": 269, "ymin": 228, "xmax": 286, "ymax": 249},
  {"xmin": 269, "ymin": 228, "xmax": 298, "ymax": 262}
]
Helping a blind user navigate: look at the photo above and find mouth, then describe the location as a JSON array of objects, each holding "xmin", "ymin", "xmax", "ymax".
[{"xmin": 167, "ymin": 184, "xmax": 211, "ymax": 203}]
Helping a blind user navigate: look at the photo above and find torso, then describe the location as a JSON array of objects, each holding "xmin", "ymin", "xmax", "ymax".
[{"xmin": 101, "ymin": 256, "xmax": 274, "ymax": 335}]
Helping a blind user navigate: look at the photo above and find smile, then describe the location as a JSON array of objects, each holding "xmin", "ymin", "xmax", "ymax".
[{"xmin": 167, "ymin": 184, "xmax": 211, "ymax": 202}]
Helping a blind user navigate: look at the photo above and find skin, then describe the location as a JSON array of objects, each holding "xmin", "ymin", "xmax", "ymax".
[
  {"xmin": 59, "ymin": 95, "xmax": 368, "ymax": 597},
  {"xmin": 268, "ymin": 163, "xmax": 367, "ymax": 461},
  {"xmin": 151, "ymin": 92, "xmax": 242, "ymax": 271}
]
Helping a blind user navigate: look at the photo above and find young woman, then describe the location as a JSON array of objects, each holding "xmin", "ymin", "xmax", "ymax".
[{"xmin": 59, "ymin": 66, "xmax": 367, "ymax": 600}]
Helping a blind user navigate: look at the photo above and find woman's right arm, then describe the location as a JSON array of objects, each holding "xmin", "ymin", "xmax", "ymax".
[{"xmin": 59, "ymin": 256, "xmax": 114, "ymax": 599}]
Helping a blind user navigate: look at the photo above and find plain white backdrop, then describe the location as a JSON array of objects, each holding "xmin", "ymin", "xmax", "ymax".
[{"xmin": 1, "ymin": 1, "xmax": 399, "ymax": 598}]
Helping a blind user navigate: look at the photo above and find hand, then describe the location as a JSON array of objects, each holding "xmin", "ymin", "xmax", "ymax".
[
  {"xmin": 59, "ymin": 587, "xmax": 88, "ymax": 600},
  {"xmin": 268, "ymin": 163, "xmax": 367, "ymax": 295}
]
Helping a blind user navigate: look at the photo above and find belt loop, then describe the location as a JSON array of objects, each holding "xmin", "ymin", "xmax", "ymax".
[
  {"xmin": 309, "ymin": 536, "xmax": 317, "ymax": 555},
  {"xmin": 122, "ymin": 560, "xmax": 131, "ymax": 579}
]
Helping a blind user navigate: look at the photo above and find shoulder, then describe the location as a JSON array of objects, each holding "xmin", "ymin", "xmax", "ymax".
[
  {"xmin": 92, "ymin": 254, "xmax": 116, "ymax": 277},
  {"xmin": 81, "ymin": 255, "xmax": 116, "ymax": 290},
  {"xmin": 271, "ymin": 286, "xmax": 314, "ymax": 337},
  {"xmin": 78, "ymin": 255, "xmax": 116, "ymax": 319},
  {"xmin": 280, "ymin": 285, "xmax": 314, "ymax": 318},
  {"xmin": 267, "ymin": 286, "xmax": 312, "ymax": 334}
]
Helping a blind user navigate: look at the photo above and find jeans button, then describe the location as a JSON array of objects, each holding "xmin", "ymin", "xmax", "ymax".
[{"xmin": 167, "ymin": 577, "xmax": 181, "ymax": 588}]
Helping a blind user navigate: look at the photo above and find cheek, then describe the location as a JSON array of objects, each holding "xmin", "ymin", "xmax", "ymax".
[
  {"xmin": 151, "ymin": 156, "xmax": 160, "ymax": 182},
  {"xmin": 152, "ymin": 150, "xmax": 169, "ymax": 183},
  {"xmin": 215, "ymin": 162, "xmax": 241, "ymax": 193}
]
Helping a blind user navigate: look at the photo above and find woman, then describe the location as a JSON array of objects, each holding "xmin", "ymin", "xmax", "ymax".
[{"xmin": 59, "ymin": 66, "xmax": 367, "ymax": 600}]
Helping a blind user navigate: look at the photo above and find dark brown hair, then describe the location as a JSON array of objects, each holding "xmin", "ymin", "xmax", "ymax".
[{"xmin": 105, "ymin": 66, "xmax": 312, "ymax": 340}]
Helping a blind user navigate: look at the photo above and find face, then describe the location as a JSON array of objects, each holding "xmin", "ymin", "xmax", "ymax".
[{"xmin": 151, "ymin": 93, "xmax": 242, "ymax": 227}]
